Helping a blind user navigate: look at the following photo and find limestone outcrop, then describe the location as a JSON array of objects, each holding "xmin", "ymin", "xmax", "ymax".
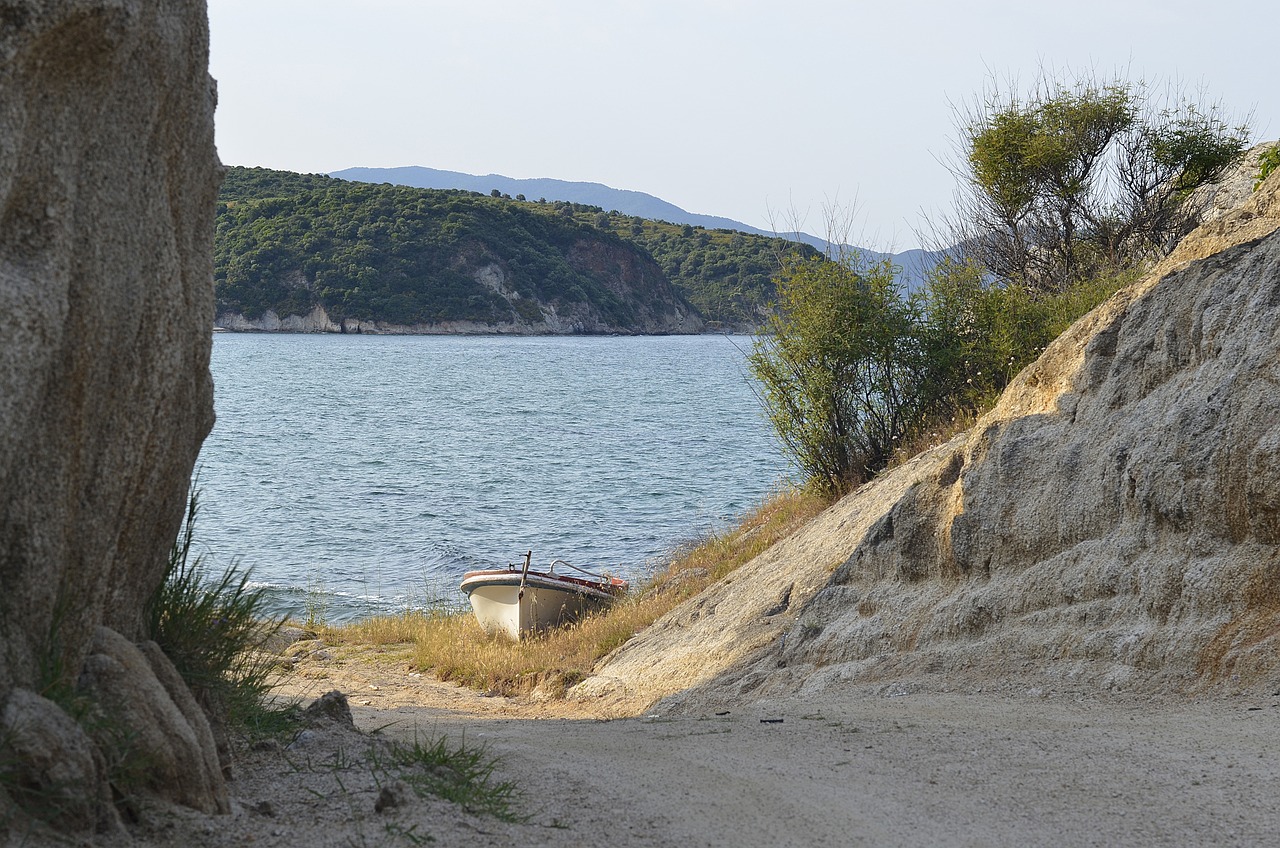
[
  {"xmin": 581, "ymin": 160, "xmax": 1280, "ymax": 710},
  {"xmin": 0, "ymin": 0, "xmax": 221, "ymax": 831}
]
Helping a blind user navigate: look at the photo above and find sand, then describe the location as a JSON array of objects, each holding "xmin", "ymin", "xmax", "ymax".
[{"xmin": 97, "ymin": 645, "xmax": 1279, "ymax": 848}]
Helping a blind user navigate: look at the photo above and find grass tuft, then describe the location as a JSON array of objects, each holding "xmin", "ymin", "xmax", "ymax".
[
  {"xmin": 145, "ymin": 487, "xmax": 290, "ymax": 731},
  {"xmin": 379, "ymin": 734, "xmax": 522, "ymax": 822}
]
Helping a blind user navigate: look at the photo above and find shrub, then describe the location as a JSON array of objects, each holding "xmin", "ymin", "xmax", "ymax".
[
  {"xmin": 1257, "ymin": 144, "xmax": 1280, "ymax": 190},
  {"xmin": 749, "ymin": 252, "xmax": 1134, "ymax": 499},
  {"xmin": 917, "ymin": 258, "xmax": 1137, "ymax": 421},
  {"xmin": 949, "ymin": 71, "xmax": 1250, "ymax": 291},
  {"xmin": 749, "ymin": 255, "xmax": 925, "ymax": 498},
  {"xmin": 145, "ymin": 488, "xmax": 285, "ymax": 728}
]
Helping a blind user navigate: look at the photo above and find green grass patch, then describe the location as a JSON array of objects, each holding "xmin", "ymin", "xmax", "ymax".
[
  {"xmin": 375, "ymin": 734, "xmax": 522, "ymax": 822},
  {"xmin": 145, "ymin": 487, "xmax": 292, "ymax": 733}
]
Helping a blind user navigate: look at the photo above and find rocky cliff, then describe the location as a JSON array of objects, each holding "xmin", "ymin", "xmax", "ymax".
[
  {"xmin": 581, "ymin": 156, "xmax": 1280, "ymax": 710},
  {"xmin": 0, "ymin": 0, "xmax": 223, "ymax": 833}
]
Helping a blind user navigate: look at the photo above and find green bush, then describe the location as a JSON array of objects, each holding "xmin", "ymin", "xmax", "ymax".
[
  {"xmin": 751, "ymin": 253, "xmax": 1132, "ymax": 499},
  {"xmin": 917, "ymin": 259, "xmax": 1135, "ymax": 421},
  {"xmin": 952, "ymin": 73, "xmax": 1250, "ymax": 291},
  {"xmin": 749, "ymin": 255, "xmax": 924, "ymax": 497}
]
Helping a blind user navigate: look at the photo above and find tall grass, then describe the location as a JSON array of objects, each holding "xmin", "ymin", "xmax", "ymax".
[
  {"xmin": 145, "ymin": 488, "xmax": 287, "ymax": 729},
  {"xmin": 325, "ymin": 488, "xmax": 824, "ymax": 696}
]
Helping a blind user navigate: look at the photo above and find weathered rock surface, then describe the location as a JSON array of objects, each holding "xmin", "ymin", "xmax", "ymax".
[
  {"xmin": 1184, "ymin": 141, "xmax": 1277, "ymax": 227},
  {"xmin": 0, "ymin": 0, "xmax": 218, "ymax": 693},
  {"xmin": 76, "ymin": 627, "xmax": 229, "ymax": 814},
  {"xmin": 0, "ymin": 0, "xmax": 221, "ymax": 829},
  {"xmin": 580, "ymin": 162, "xmax": 1280, "ymax": 710},
  {"xmin": 0, "ymin": 688, "xmax": 121, "ymax": 835},
  {"xmin": 302, "ymin": 690, "xmax": 356, "ymax": 729}
]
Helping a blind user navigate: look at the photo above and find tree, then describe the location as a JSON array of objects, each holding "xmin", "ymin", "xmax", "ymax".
[
  {"xmin": 914, "ymin": 257, "xmax": 1138, "ymax": 423},
  {"xmin": 949, "ymin": 72, "xmax": 1250, "ymax": 291},
  {"xmin": 749, "ymin": 255, "xmax": 923, "ymax": 497}
]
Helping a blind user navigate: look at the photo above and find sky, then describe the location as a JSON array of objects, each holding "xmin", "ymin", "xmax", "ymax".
[{"xmin": 208, "ymin": 0, "xmax": 1279, "ymax": 251}]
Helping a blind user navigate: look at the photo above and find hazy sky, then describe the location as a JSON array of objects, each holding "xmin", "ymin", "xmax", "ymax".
[{"xmin": 209, "ymin": 0, "xmax": 1278, "ymax": 250}]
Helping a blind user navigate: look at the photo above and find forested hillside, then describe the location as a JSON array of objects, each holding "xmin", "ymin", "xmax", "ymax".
[
  {"xmin": 215, "ymin": 168, "xmax": 699, "ymax": 332},
  {"xmin": 552, "ymin": 203, "xmax": 822, "ymax": 325},
  {"xmin": 214, "ymin": 167, "xmax": 813, "ymax": 331}
]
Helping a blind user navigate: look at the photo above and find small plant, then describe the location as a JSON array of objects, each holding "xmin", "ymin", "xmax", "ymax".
[
  {"xmin": 303, "ymin": 575, "xmax": 330, "ymax": 631},
  {"xmin": 145, "ymin": 487, "xmax": 286, "ymax": 729},
  {"xmin": 377, "ymin": 734, "xmax": 522, "ymax": 822},
  {"xmin": 1256, "ymin": 144, "xmax": 1280, "ymax": 190}
]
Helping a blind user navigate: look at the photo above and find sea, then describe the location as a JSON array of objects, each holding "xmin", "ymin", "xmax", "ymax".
[{"xmin": 195, "ymin": 333, "xmax": 794, "ymax": 622}]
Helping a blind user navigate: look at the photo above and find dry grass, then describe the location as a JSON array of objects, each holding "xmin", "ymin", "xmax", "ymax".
[
  {"xmin": 325, "ymin": 488, "xmax": 824, "ymax": 696},
  {"xmin": 886, "ymin": 410, "xmax": 982, "ymax": 472}
]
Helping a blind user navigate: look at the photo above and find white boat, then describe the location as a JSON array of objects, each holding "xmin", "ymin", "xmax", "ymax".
[{"xmin": 460, "ymin": 552, "xmax": 627, "ymax": 640}]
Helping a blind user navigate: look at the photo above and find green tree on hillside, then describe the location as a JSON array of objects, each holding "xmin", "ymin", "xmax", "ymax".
[
  {"xmin": 214, "ymin": 168, "xmax": 650, "ymax": 327},
  {"xmin": 569, "ymin": 212, "xmax": 821, "ymax": 326},
  {"xmin": 951, "ymin": 73, "xmax": 1250, "ymax": 290},
  {"xmin": 749, "ymin": 255, "xmax": 923, "ymax": 497}
]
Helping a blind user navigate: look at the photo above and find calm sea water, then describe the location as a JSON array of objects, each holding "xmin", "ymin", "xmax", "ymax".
[{"xmin": 196, "ymin": 334, "xmax": 792, "ymax": 622}]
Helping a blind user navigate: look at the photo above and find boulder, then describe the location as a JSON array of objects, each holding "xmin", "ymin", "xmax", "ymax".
[
  {"xmin": 302, "ymin": 690, "xmax": 355, "ymax": 729},
  {"xmin": 76, "ymin": 627, "xmax": 228, "ymax": 814},
  {"xmin": 0, "ymin": 688, "xmax": 121, "ymax": 835},
  {"xmin": 0, "ymin": 0, "xmax": 218, "ymax": 698}
]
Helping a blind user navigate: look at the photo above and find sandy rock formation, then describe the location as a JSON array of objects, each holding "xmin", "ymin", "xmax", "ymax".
[
  {"xmin": 1184, "ymin": 141, "xmax": 1277, "ymax": 227},
  {"xmin": 76, "ymin": 629, "xmax": 230, "ymax": 814},
  {"xmin": 581, "ymin": 163, "xmax": 1280, "ymax": 711},
  {"xmin": 0, "ymin": 0, "xmax": 222, "ymax": 831}
]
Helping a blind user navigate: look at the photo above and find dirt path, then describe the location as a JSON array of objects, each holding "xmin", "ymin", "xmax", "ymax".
[{"xmin": 222, "ymin": 646, "xmax": 1280, "ymax": 848}]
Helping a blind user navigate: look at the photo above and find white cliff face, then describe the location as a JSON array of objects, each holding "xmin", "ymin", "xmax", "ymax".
[
  {"xmin": 215, "ymin": 297, "xmax": 705, "ymax": 336},
  {"xmin": 579, "ymin": 164, "xmax": 1280, "ymax": 711},
  {"xmin": 216, "ymin": 303, "xmax": 591, "ymax": 335}
]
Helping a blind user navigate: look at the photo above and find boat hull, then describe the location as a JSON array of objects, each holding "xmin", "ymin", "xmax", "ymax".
[{"xmin": 460, "ymin": 570, "xmax": 620, "ymax": 640}]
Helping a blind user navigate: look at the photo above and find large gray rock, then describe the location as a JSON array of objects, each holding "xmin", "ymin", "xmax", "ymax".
[
  {"xmin": 580, "ymin": 165, "xmax": 1280, "ymax": 709},
  {"xmin": 0, "ymin": 1, "xmax": 217, "ymax": 699}
]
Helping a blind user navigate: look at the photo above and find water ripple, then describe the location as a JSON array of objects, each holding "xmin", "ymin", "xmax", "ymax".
[{"xmin": 196, "ymin": 334, "xmax": 794, "ymax": 622}]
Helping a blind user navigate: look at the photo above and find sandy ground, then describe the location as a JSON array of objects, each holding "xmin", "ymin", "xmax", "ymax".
[{"xmin": 96, "ymin": 644, "xmax": 1280, "ymax": 848}]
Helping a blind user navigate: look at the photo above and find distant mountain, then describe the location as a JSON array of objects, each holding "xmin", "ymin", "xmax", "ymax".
[
  {"xmin": 333, "ymin": 166, "xmax": 787, "ymax": 238},
  {"xmin": 330, "ymin": 166, "xmax": 945, "ymax": 291}
]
